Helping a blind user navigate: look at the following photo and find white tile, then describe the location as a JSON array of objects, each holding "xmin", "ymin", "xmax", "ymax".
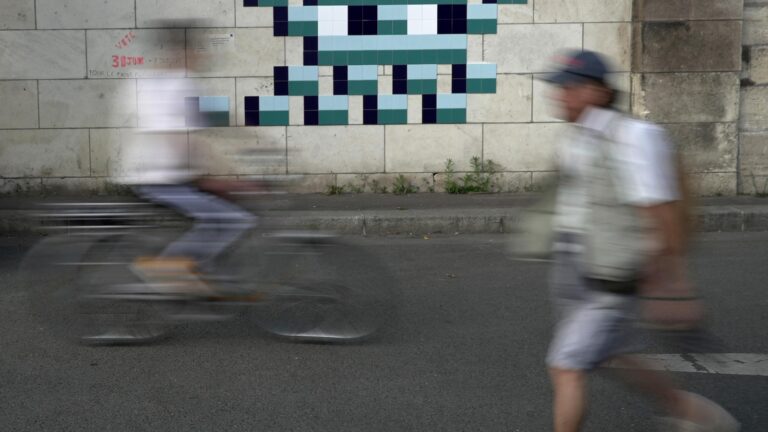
[{"xmin": 0, "ymin": 0, "xmax": 35, "ymax": 29}]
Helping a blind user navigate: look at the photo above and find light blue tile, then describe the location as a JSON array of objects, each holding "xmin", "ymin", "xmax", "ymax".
[
  {"xmin": 259, "ymin": 96, "xmax": 290, "ymax": 111},
  {"xmin": 378, "ymin": 5, "xmax": 407, "ymax": 20},
  {"xmin": 467, "ymin": 4, "xmax": 497, "ymax": 20},
  {"xmin": 349, "ymin": 65, "xmax": 378, "ymax": 80},
  {"xmin": 467, "ymin": 62, "xmax": 496, "ymax": 79},
  {"xmin": 437, "ymin": 93, "xmax": 467, "ymax": 109},
  {"xmin": 319, "ymin": 35, "xmax": 466, "ymax": 52},
  {"xmin": 288, "ymin": 6, "xmax": 318, "ymax": 21},
  {"xmin": 407, "ymin": 64, "xmax": 437, "ymax": 80},
  {"xmin": 319, "ymin": 95, "xmax": 349, "ymax": 110},
  {"xmin": 378, "ymin": 94, "xmax": 407, "ymax": 110},
  {"xmin": 199, "ymin": 96, "xmax": 229, "ymax": 112}
]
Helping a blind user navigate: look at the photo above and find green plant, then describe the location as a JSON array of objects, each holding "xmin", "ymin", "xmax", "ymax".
[
  {"xmin": 443, "ymin": 157, "xmax": 501, "ymax": 194},
  {"xmin": 392, "ymin": 174, "xmax": 419, "ymax": 195},
  {"xmin": 325, "ymin": 184, "xmax": 345, "ymax": 195}
]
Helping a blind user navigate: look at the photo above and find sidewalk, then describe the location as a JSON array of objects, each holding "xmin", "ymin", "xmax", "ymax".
[{"xmin": 1, "ymin": 193, "xmax": 767, "ymax": 235}]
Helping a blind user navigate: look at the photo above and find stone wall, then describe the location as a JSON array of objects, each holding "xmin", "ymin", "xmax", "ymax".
[
  {"xmin": 741, "ymin": 0, "xmax": 768, "ymax": 195},
  {"xmin": 631, "ymin": 0, "xmax": 743, "ymax": 196},
  {"xmin": 0, "ymin": 0, "xmax": 757, "ymax": 196}
]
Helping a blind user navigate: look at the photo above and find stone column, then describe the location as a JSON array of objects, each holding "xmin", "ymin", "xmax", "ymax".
[
  {"xmin": 740, "ymin": 1, "xmax": 768, "ymax": 195},
  {"xmin": 631, "ymin": 0, "xmax": 743, "ymax": 196}
]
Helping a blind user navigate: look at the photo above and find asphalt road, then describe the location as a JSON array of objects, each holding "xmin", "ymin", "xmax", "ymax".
[{"xmin": 1, "ymin": 232, "xmax": 767, "ymax": 431}]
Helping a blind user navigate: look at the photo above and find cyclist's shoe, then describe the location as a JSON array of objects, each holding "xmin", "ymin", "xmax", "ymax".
[{"xmin": 131, "ymin": 257, "xmax": 217, "ymax": 297}]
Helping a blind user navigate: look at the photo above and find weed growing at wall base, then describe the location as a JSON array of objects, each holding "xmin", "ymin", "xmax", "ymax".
[{"xmin": 444, "ymin": 156, "xmax": 500, "ymax": 194}]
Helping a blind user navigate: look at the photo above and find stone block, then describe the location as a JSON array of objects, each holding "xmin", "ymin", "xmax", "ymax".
[
  {"xmin": 531, "ymin": 171, "xmax": 558, "ymax": 191},
  {"xmin": 0, "ymin": 178, "xmax": 41, "ymax": 196},
  {"xmin": 485, "ymin": 24, "xmax": 582, "ymax": 74},
  {"xmin": 0, "ymin": 0, "xmax": 35, "ymax": 29},
  {"xmin": 236, "ymin": 3, "xmax": 274, "ymax": 27},
  {"xmin": 467, "ymin": 34, "xmax": 482, "ymax": 63},
  {"xmin": 236, "ymin": 77, "xmax": 275, "ymax": 126},
  {"xmin": 665, "ymin": 123, "xmax": 738, "ymax": 173},
  {"xmin": 285, "ymin": 36, "xmax": 303, "ymax": 66},
  {"xmin": 634, "ymin": 0, "xmax": 744, "ymax": 21},
  {"xmin": 483, "ymin": 123, "xmax": 566, "ymax": 171},
  {"xmin": 495, "ymin": 172, "xmax": 532, "ymax": 193},
  {"xmin": 744, "ymin": 46, "xmax": 768, "ymax": 86},
  {"xmin": 740, "ymin": 174, "xmax": 768, "ymax": 196},
  {"xmin": 287, "ymin": 126, "xmax": 385, "ymax": 174},
  {"xmin": 39, "ymin": 79, "xmax": 137, "ymax": 128},
  {"xmin": 744, "ymin": 4, "xmax": 768, "ymax": 45},
  {"xmin": 136, "ymin": 78, "xmax": 236, "ymax": 128},
  {"xmin": 37, "ymin": 0, "xmax": 135, "ymax": 29},
  {"xmin": 187, "ymin": 29, "xmax": 284, "ymax": 78},
  {"xmin": 90, "ymin": 129, "xmax": 189, "ymax": 177},
  {"xmin": 87, "ymin": 29, "xmax": 186, "ymax": 79},
  {"xmin": 0, "ymin": 81, "xmax": 38, "ymax": 129},
  {"xmin": 632, "ymin": 21, "xmax": 742, "ymax": 72},
  {"xmin": 740, "ymin": 86, "xmax": 768, "ymax": 132},
  {"xmin": 189, "ymin": 127, "xmax": 287, "ymax": 176},
  {"xmin": 739, "ymin": 132, "xmax": 768, "ymax": 175},
  {"xmin": 136, "ymin": 0, "xmax": 235, "ymax": 28},
  {"xmin": 534, "ymin": 0, "xmax": 632, "ymax": 23},
  {"xmin": 631, "ymin": 73, "xmax": 740, "ymax": 123},
  {"xmin": 467, "ymin": 74, "xmax": 532, "ymax": 123},
  {"xmin": 0, "ymin": 31, "xmax": 86, "ymax": 79},
  {"xmin": 41, "ymin": 177, "xmax": 111, "ymax": 196},
  {"xmin": 0, "ymin": 129, "xmax": 89, "ymax": 177},
  {"xmin": 385, "ymin": 124, "xmax": 482, "ymax": 172},
  {"xmin": 285, "ymin": 174, "xmax": 337, "ymax": 193},
  {"xmin": 584, "ymin": 23, "xmax": 631, "ymax": 72},
  {"xmin": 499, "ymin": 1, "xmax": 533, "ymax": 24},
  {"xmin": 688, "ymin": 172, "xmax": 737, "ymax": 196}
]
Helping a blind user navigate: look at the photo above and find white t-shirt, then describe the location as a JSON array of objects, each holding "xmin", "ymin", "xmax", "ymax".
[
  {"xmin": 120, "ymin": 76, "xmax": 201, "ymax": 185},
  {"xmin": 554, "ymin": 107, "xmax": 680, "ymax": 233}
]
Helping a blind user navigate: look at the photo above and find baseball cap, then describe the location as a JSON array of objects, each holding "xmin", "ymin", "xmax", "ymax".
[{"xmin": 541, "ymin": 50, "xmax": 612, "ymax": 86}]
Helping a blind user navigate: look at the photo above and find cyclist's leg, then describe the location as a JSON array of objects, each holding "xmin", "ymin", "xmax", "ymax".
[{"xmin": 136, "ymin": 184, "xmax": 256, "ymax": 269}]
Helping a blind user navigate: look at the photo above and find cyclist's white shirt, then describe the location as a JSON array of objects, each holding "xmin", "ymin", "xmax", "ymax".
[
  {"xmin": 554, "ymin": 107, "xmax": 680, "ymax": 234},
  {"xmin": 121, "ymin": 75, "xmax": 201, "ymax": 185}
]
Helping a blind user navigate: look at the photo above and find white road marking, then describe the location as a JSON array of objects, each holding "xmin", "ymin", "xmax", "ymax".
[{"xmin": 605, "ymin": 354, "xmax": 768, "ymax": 377}]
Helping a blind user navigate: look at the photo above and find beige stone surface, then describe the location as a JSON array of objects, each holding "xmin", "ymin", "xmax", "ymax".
[
  {"xmin": 37, "ymin": 0, "xmax": 135, "ymax": 29},
  {"xmin": 468, "ymin": 74, "xmax": 532, "ymax": 123},
  {"xmin": 494, "ymin": 172, "xmax": 532, "ymax": 193},
  {"xmin": 746, "ymin": 46, "xmax": 768, "ymax": 86},
  {"xmin": 534, "ymin": 0, "xmax": 632, "ymax": 23},
  {"xmin": 740, "ymin": 132, "xmax": 768, "ymax": 175},
  {"xmin": 90, "ymin": 129, "xmax": 189, "ymax": 177},
  {"xmin": 42, "ymin": 177, "xmax": 112, "ymax": 195},
  {"xmin": 632, "ymin": 73, "xmax": 740, "ymax": 123},
  {"xmin": 498, "ymin": 1, "xmax": 534, "ymax": 24},
  {"xmin": 337, "ymin": 173, "xmax": 434, "ymax": 193},
  {"xmin": 285, "ymin": 37, "xmax": 302, "ymax": 66},
  {"xmin": 286, "ymin": 174, "xmax": 337, "ymax": 193},
  {"xmin": 744, "ymin": 4, "xmax": 768, "ymax": 46},
  {"xmin": 136, "ymin": 77, "xmax": 236, "ymax": 128},
  {"xmin": 236, "ymin": 3, "xmax": 274, "ymax": 27},
  {"xmin": 87, "ymin": 29, "xmax": 186, "ymax": 79},
  {"xmin": 485, "ymin": 24, "xmax": 582, "ymax": 74},
  {"xmin": 483, "ymin": 123, "xmax": 566, "ymax": 171},
  {"xmin": 0, "ymin": 30, "xmax": 86, "ymax": 79},
  {"xmin": 740, "ymin": 174, "xmax": 768, "ymax": 195},
  {"xmin": 689, "ymin": 172, "xmax": 737, "ymax": 196},
  {"xmin": 468, "ymin": 35, "xmax": 482, "ymax": 63},
  {"xmin": 633, "ymin": 21, "xmax": 742, "ymax": 73},
  {"xmin": 349, "ymin": 96, "xmax": 363, "ymax": 125},
  {"xmin": 531, "ymin": 171, "xmax": 558, "ymax": 191},
  {"xmin": 290, "ymin": 96, "xmax": 305, "ymax": 126},
  {"xmin": 0, "ymin": 0, "xmax": 35, "ymax": 29},
  {"xmin": 288, "ymin": 126, "xmax": 385, "ymax": 174},
  {"xmin": 189, "ymin": 127, "xmax": 286, "ymax": 175},
  {"xmin": 0, "ymin": 129, "xmax": 89, "ymax": 177},
  {"xmin": 666, "ymin": 122, "xmax": 738, "ymax": 173},
  {"xmin": 385, "ymin": 124, "xmax": 482, "ymax": 172},
  {"xmin": 39, "ymin": 79, "xmax": 137, "ymax": 128},
  {"xmin": 407, "ymin": 95, "xmax": 422, "ymax": 124},
  {"xmin": 0, "ymin": 178, "xmax": 42, "ymax": 195},
  {"xmin": 187, "ymin": 28, "xmax": 284, "ymax": 78},
  {"xmin": 740, "ymin": 86, "xmax": 768, "ymax": 132},
  {"xmin": 636, "ymin": 0, "xmax": 744, "ymax": 21},
  {"xmin": 236, "ymin": 77, "xmax": 275, "ymax": 126},
  {"xmin": 136, "ymin": 0, "xmax": 235, "ymax": 28},
  {"xmin": 584, "ymin": 23, "xmax": 631, "ymax": 72},
  {"xmin": 0, "ymin": 80, "xmax": 38, "ymax": 129}
]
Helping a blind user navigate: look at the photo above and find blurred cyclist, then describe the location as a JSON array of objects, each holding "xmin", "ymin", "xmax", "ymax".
[
  {"xmin": 542, "ymin": 50, "xmax": 738, "ymax": 432},
  {"xmin": 120, "ymin": 22, "xmax": 254, "ymax": 295}
]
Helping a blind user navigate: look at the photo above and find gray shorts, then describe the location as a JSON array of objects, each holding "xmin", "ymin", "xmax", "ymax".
[{"xmin": 546, "ymin": 243, "xmax": 640, "ymax": 371}]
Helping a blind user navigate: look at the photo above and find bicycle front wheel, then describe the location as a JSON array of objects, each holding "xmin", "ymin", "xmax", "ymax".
[{"xmin": 243, "ymin": 235, "xmax": 396, "ymax": 342}]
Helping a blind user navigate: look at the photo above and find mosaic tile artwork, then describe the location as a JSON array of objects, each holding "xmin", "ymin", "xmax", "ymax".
[
  {"xmin": 243, "ymin": 0, "xmax": 527, "ymax": 126},
  {"xmin": 185, "ymin": 96, "xmax": 230, "ymax": 127}
]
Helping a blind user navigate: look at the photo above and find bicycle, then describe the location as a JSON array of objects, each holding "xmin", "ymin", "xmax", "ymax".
[{"xmin": 19, "ymin": 184, "xmax": 396, "ymax": 345}]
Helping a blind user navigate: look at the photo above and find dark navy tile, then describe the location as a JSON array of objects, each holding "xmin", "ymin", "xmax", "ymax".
[
  {"xmin": 274, "ymin": 81, "xmax": 289, "ymax": 96},
  {"xmin": 273, "ymin": 6, "xmax": 288, "ymax": 21},
  {"xmin": 363, "ymin": 95, "xmax": 378, "ymax": 110},
  {"xmin": 274, "ymin": 66, "xmax": 288, "ymax": 81},
  {"xmin": 333, "ymin": 80, "xmax": 348, "ymax": 95},
  {"xmin": 422, "ymin": 109, "xmax": 436, "ymax": 124},
  {"xmin": 363, "ymin": 110, "xmax": 378, "ymax": 125},
  {"xmin": 304, "ymin": 110, "xmax": 319, "ymax": 125},
  {"xmin": 348, "ymin": 21, "xmax": 364, "ymax": 36},
  {"xmin": 393, "ymin": 65, "xmax": 407, "ymax": 80},
  {"xmin": 304, "ymin": 0, "xmax": 317, "ymax": 5},
  {"xmin": 244, "ymin": 96, "xmax": 260, "ymax": 111},
  {"xmin": 362, "ymin": 5, "xmax": 377, "ymax": 20},
  {"xmin": 244, "ymin": 0, "xmax": 259, "ymax": 6},
  {"xmin": 452, "ymin": 64, "xmax": 466, "ymax": 78},
  {"xmin": 333, "ymin": 66, "xmax": 348, "ymax": 79},
  {"xmin": 303, "ymin": 51, "xmax": 318, "ymax": 65},
  {"xmin": 452, "ymin": 79, "xmax": 466, "ymax": 93},
  {"xmin": 304, "ymin": 36, "xmax": 318, "ymax": 51},
  {"xmin": 304, "ymin": 96, "xmax": 319, "ymax": 110},
  {"xmin": 274, "ymin": 21, "xmax": 288, "ymax": 36},
  {"xmin": 244, "ymin": 111, "xmax": 260, "ymax": 126},
  {"xmin": 393, "ymin": 80, "xmax": 407, "ymax": 94},
  {"xmin": 422, "ymin": 94, "xmax": 437, "ymax": 109}
]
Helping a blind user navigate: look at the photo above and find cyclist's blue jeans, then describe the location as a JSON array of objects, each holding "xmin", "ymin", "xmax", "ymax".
[{"xmin": 136, "ymin": 184, "xmax": 256, "ymax": 269}]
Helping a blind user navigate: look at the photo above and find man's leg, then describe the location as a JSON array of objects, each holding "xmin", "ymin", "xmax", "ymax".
[{"xmin": 550, "ymin": 368, "xmax": 588, "ymax": 432}]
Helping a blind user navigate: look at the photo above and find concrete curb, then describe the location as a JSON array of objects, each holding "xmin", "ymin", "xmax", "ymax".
[{"xmin": 4, "ymin": 205, "xmax": 767, "ymax": 235}]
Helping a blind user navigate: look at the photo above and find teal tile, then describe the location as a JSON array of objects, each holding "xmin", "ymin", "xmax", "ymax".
[
  {"xmin": 319, "ymin": 110, "xmax": 348, "ymax": 125},
  {"xmin": 348, "ymin": 81, "xmax": 378, "ymax": 95},
  {"xmin": 260, "ymin": 111, "xmax": 290, "ymax": 126}
]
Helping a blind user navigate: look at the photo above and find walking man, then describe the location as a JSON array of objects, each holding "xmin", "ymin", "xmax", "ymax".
[{"xmin": 542, "ymin": 50, "xmax": 739, "ymax": 432}]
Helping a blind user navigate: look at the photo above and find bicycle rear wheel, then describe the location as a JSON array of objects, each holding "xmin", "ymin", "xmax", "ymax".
[{"xmin": 236, "ymin": 235, "xmax": 396, "ymax": 342}]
